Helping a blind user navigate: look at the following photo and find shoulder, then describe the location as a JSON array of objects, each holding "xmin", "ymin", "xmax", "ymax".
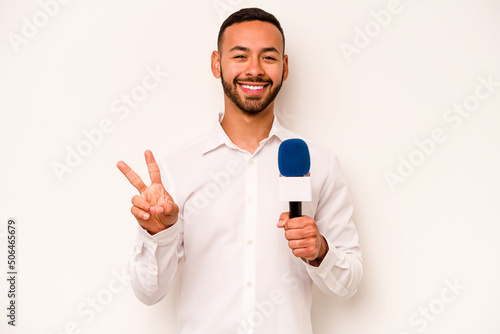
[
  {"xmin": 156, "ymin": 130, "xmax": 211, "ymax": 179},
  {"xmin": 165, "ymin": 131, "xmax": 209, "ymax": 159},
  {"xmin": 159, "ymin": 127, "xmax": 214, "ymax": 168}
]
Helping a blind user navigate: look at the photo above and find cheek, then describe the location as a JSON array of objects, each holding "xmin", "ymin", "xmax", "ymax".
[
  {"xmin": 222, "ymin": 63, "xmax": 245, "ymax": 80},
  {"xmin": 265, "ymin": 65, "xmax": 284, "ymax": 82}
]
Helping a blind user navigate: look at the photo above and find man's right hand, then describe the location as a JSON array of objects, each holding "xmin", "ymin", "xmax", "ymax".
[{"xmin": 117, "ymin": 150, "xmax": 179, "ymax": 235}]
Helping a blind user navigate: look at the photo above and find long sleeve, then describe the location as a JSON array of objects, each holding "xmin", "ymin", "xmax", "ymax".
[
  {"xmin": 305, "ymin": 153, "xmax": 363, "ymax": 299},
  {"xmin": 127, "ymin": 155, "xmax": 186, "ymax": 305},
  {"xmin": 128, "ymin": 219, "xmax": 184, "ymax": 305}
]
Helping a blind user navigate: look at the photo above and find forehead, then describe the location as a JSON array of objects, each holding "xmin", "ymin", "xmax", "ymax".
[{"xmin": 221, "ymin": 20, "xmax": 284, "ymax": 54}]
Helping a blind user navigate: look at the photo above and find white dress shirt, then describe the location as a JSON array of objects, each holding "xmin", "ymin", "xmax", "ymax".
[{"xmin": 128, "ymin": 113, "xmax": 363, "ymax": 334}]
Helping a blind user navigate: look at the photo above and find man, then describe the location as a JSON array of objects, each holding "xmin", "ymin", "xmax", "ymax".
[{"xmin": 117, "ymin": 7, "xmax": 362, "ymax": 334}]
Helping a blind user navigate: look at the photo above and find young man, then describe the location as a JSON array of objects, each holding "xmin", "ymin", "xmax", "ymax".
[{"xmin": 117, "ymin": 7, "xmax": 362, "ymax": 334}]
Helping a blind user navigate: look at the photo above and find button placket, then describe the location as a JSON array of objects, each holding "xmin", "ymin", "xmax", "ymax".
[{"xmin": 243, "ymin": 156, "xmax": 257, "ymax": 320}]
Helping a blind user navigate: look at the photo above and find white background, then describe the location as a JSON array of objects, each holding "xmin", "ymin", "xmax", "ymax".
[{"xmin": 1, "ymin": 0, "xmax": 500, "ymax": 333}]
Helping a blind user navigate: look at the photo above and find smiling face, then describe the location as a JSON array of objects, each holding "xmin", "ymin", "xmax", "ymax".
[{"xmin": 212, "ymin": 20, "xmax": 288, "ymax": 115}]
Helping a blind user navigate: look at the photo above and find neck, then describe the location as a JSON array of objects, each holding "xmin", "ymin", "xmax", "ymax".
[{"xmin": 221, "ymin": 99, "xmax": 275, "ymax": 154}]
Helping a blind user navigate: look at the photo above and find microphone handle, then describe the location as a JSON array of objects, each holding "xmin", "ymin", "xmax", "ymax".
[{"xmin": 289, "ymin": 201, "xmax": 302, "ymax": 218}]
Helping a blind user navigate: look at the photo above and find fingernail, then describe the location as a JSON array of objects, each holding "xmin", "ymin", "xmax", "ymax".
[{"xmin": 143, "ymin": 213, "xmax": 149, "ymax": 220}]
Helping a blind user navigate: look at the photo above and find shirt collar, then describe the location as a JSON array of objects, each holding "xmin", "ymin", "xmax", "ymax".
[{"xmin": 202, "ymin": 112, "xmax": 293, "ymax": 155}]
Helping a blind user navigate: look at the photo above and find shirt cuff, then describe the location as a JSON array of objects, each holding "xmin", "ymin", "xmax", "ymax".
[
  {"xmin": 304, "ymin": 237, "xmax": 347, "ymax": 294},
  {"xmin": 305, "ymin": 237, "xmax": 339, "ymax": 272},
  {"xmin": 136, "ymin": 222, "xmax": 181, "ymax": 247}
]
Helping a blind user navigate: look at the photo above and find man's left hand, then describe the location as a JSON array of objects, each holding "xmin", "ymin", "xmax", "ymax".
[{"xmin": 277, "ymin": 212, "xmax": 329, "ymax": 265}]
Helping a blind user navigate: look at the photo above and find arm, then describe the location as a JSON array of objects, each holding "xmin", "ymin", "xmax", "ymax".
[
  {"xmin": 117, "ymin": 150, "xmax": 184, "ymax": 305},
  {"xmin": 278, "ymin": 153, "xmax": 363, "ymax": 299},
  {"xmin": 128, "ymin": 220, "xmax": 184, "ymax": 305}
]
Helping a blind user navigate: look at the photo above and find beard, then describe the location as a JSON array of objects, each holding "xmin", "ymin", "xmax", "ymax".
[{"xmin": 220, "ymin": 70, "xmax": 284, "ymax": 115}]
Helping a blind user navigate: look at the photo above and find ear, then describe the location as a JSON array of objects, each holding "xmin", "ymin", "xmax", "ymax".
[
  {"xmin": 211, "ymin": 50, "xmax": 221, "ymax": 79},
  {"xmin": 282, "ymin": 54, "xmax": 289, "ymax": 81}
]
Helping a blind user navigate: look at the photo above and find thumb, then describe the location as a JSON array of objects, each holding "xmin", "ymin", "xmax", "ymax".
[
  {"xmin": 160, "ymin": 197, "xmax": 179, "ymax": 217},
  {"xmin": 277, "ymin": 212, "xmax": 290, "ymax": 228}
]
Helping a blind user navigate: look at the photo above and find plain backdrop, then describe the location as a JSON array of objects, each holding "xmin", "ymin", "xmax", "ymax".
[{"xmin": 1, "ymin": 0, "xmax": 500, "ymax": 333}]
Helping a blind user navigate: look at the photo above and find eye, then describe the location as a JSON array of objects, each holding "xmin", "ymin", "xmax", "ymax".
[
  {"xmin": 233, "ymin": 55, "xmax": 246, "ymax": 59},
  {"xmin": 263, "ymin": 56, "xmax": 277, "ymax": 61}
]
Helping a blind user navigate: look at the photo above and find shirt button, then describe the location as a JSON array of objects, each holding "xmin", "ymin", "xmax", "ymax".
[
  {"xmin": 248, "ymin": 239, "xmax": 253, "ymax": 245},
  {"xmin": 247, "ymin": 281, "xmax": 252, "ymax": 287},
  {"xmin": 248, "ymin": 197, "xmax": 254, "ymax": 204},
  {"xmin": 151, "ymin": 265, "xmax": 157, "ymax": 271},
  {"xmin": 331, "ymin": 284, "xmax": 337, "ymax": 290},
  {"xmin": 249, "ymin": 159, "xmax": 254, "ymax": 165}
]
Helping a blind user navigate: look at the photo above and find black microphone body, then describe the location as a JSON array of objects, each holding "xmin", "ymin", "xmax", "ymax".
[{"xmin": 289, "ymin": 201, "xmax": 302, "ymax": 218}]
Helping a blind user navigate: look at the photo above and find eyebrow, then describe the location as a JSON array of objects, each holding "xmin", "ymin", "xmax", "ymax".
[{"xmin": 229, "ymin": 46, "xmax": 280, "ymax": 54}]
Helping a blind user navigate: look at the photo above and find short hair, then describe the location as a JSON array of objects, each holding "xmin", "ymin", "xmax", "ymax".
[{"xmin": 217, "ymin": 7, "xmax": 285, "ymax": 53}]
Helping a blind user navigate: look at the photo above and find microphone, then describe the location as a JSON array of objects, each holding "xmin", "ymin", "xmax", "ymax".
[{"xmin": 278, "ymin": 139, "xmax": 312, "ymax": 218}]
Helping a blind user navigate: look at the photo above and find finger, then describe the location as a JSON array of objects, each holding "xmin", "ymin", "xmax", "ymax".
[
  {"xmin": 277, "ymin": 212, "xmax": 290, "ymax": 228},
  {"xmin": 160, "ymin": 199, "xmax": 179, "ymax": 217},
  {"xmin": 117, "ymin": 161, "xmax": 147, "ymax": 193},
  {"xmin": 285, "ymin": 227, "xmax": 316, "ymax": 241},
  {"xmin": 293, "ymin": 248, "xmax": 316, "ymax": 260},
  {"xmin": 144, "ymin": 150, "xmax": 162, "ymax": 185},
  {"xmin": 131, "ymin": 205, "xmax": 150, "ymax": 220},
  {"xmin": 284, "ymin": 216, "xmax": 310, "ymax": 230},
  {"xmin": 288, "ymin": 239, "xmax": 308, "ymax": 250},
  {"xmin": 131, "ymin": 195, "xmax": 153, "ymax": 213},
  {"xmin": 288, "ymin": 240, "xmax": 317, "ymax": 260}
]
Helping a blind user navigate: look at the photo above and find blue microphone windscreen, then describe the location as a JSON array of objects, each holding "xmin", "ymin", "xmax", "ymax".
[{"xmin": 278, "ymin": 139, "xmax": 311, "ymax": 177}]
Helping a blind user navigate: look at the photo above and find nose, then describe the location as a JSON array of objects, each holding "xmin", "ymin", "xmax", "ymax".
[{"xmin": 245, "ymin": 56, "xmax": 264, "ymax": 78}]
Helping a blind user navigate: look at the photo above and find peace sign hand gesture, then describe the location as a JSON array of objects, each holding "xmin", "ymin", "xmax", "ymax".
[{"xmin": 117, "ymin": 150, "xmax": 179, "ymax": 235}]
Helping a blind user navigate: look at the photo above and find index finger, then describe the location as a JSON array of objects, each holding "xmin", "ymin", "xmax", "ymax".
[
  {"xmin": 144, "ymin": 150, "xmax": 162, "ymax": 184},
  {"xmin": 117, "ymin": 160, "xmax": 147, "ymax": 193},
  {"xmin": 283, "ymin": 215, "xmax": 309, "ymax": 230}
]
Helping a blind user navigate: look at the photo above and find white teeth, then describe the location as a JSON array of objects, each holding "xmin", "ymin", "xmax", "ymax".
[{"xmin": 241, "ymin": 84, "xmax": 264, "ymax": 91}]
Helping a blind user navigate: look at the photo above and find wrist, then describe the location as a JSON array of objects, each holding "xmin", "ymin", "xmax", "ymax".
[
  {"xmin": 317, "ymin": 235, "xmax": 328, "ymax": 259},
  {"xmin": 306, "ymin": 236, "xmax": 329, "ymax": 267}
]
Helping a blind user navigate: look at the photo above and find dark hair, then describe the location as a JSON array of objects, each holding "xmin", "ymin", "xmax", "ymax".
[{"xmin": 217, "ymin": 7, "xmax": 285, "ymax": 52}]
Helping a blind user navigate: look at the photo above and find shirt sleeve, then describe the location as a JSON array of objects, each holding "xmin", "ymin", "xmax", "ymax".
[
  {"xmin": 128, "ymin": 159, "xmax": 185, "ymax": 305},
  {"xmin": 128, "ymin": 221, "xmax": 184, "ymax": 305},
  {"xmin": 304, "ymin": 152, "xmax": 363, "ymax": 299}
]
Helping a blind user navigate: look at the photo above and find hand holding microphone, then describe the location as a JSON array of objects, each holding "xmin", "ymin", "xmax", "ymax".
[{"xmin": 277, "ymin": 139, "xmax": 328, "ymax": 265}]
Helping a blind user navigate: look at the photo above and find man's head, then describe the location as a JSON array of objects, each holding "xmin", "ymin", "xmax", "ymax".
[
  {"xmin": 212, "ymin": 8, "xmax": 288, "ymax": 115},
  {"xmin": 217, "ymin": 8, "xmax": 285, "ymax": 53}
]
